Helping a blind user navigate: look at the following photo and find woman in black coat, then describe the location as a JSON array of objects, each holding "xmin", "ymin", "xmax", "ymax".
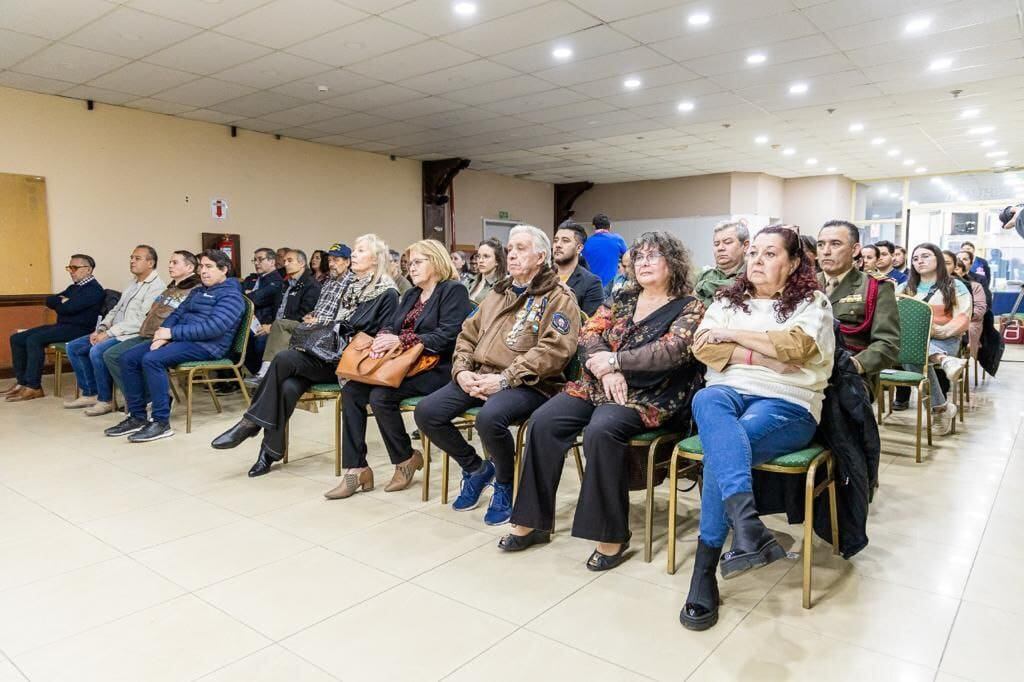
[
  {"xmin": 327, "ymin": 239, "xmax": 472, "ymax": 499},
  {"xmin": 212, "ymin": 234, "xmax": 399, "ymax": 477}
]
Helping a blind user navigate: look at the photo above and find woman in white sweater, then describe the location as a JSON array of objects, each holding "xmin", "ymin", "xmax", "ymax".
[{"xmin": 680, "ymin": 225, "xmax": 834, "ymax": 632}]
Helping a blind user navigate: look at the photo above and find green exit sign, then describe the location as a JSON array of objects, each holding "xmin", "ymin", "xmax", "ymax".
[{"xmin": 498, "ymin": 210, "xmax": 510, "ymax": 220}]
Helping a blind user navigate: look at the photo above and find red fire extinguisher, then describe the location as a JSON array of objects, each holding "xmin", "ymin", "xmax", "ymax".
[{"xmin": 217, "ymin": 234, "xmax": 234, "ymax": 262}]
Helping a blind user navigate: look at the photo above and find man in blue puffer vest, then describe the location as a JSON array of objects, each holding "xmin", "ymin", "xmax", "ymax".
[{"xmin": 107, "ymin": 249, "xmax": 245, "ymax": 442}]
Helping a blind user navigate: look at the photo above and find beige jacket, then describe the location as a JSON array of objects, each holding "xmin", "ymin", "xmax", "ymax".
[{"xmin": 97, "ymin": 271, "xmax": 165, "ymax": 340}]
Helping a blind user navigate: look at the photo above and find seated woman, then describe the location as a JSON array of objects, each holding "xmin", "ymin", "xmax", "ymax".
[
  {"xmin": 309, "ymin": 249, "xmax": 331, "ymax": 284},
  {"xmin": 328, "ymin": 240, "xmax": 471, "ymax": 499},
  {"xmin": 893, "ymin": 243, "xmax": 970, "ymax": 435},
  {"xmin": 467, "ymin": 237, "xmax": 506, "ymax": 305},
  {"xmin": 211, "ymin": 234, "xmax": 399, "ymax": 477},
  {"xmin": 945, "ymin": 250, "xmax": 986, "ymax": 360},
  {"xmin": 679, "ymin": 225, "xmax": 834, "ymax": 632},
  {"xmin": 499, "ymin": 232, "xmax": 705, "ymax": 569}
]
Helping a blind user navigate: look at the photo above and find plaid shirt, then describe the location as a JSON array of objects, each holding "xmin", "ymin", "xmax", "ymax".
[
  {"xmin": 310, "ymin": 278, "xmax": 344, "ymax": 323},
  {"xmin": 75, "ymin": 275, "xmax": 96, "ymax": 287}
]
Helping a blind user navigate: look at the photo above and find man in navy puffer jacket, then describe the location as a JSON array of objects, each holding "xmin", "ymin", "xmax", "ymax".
[{"xmin": 108, "ymin": 249, "xmax": 245, "ymax": 442}]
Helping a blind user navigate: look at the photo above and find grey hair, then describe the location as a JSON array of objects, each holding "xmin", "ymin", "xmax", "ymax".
[
  {"xmin": 714, "ymin": 219, "xmax": 750, "ymax": 242},
  {"xmin": 509, "ymin": 224, "xmax": 552, "ymax": 266}
]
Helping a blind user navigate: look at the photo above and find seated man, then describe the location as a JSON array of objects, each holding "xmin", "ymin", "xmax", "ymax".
[
  {"xmin": 414, "ymin": 225, "xmax": 581, "ymax": 526},
  {"xmin": 892, "ymin": 246, "xmax": 908, "ymax": 274},
  {"xmin": 552, "ymin": 222, "xmax": 604, "ymax": 316},
  {"xmin": 872, "ymin": 240, "xmax": 908, "ymax": 285},
  {"xmin": 248, "ymin": 242, "xmax": 348, "ymax": 383},
  {"xmin": 106, "ymin": 250, "xmax": 245, "ymax": 442},
  {"xmin": 242, "ymin": 247, "xmax": 284, "ymax": 332},
  {"xmin": 5, "ymin": 254, "xmax": 105, "ymax": 401},
  {"xmin": 694, "ymin": 219, "xmax": 749, "ymax": 307},
  {"xmin": 389, "ymin": 248, "xmax": 413, "ymax": 294},
  {"xmin": 816, "ymin": 220, "xmax": 900, "ymax": 383},
  {"xmin": 64, "ymin": 245, "xmax": 164, "ymax": 416},
  {"xmin": 103, "ymin": 250, "xmax": 200, "ymax": 401},
  {"xmin": 246, "ymin": 249, "xmax": 321, "ymax": 376}
]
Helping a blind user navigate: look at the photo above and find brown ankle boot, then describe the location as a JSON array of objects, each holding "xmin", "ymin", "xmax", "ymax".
[
  {"xmin": 384, "ymin": 451, "xmax": 424, "ymax": 492},
  {"xmin": 324, "ymin": 468, "xmax": 374, "ymax": 500}
]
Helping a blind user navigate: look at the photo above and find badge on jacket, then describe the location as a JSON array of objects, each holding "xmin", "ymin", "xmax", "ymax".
[{"xmin": 552, "ymin": 312, "xmax": 570, "ymax": 335}]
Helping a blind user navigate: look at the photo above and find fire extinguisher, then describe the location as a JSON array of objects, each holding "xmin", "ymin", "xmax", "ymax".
[{"xmin": 217, "ymin": 234, "xmax": 234, "ymax": 262}]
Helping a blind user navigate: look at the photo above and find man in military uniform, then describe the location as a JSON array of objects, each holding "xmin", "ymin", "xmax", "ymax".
[
  {"xmin": 817, "ymin": 220, "xmax": 901, "ymax": 384},
  {"xmin": 694, "ymin": 219, "xmax": 750, "ymax": 306}
]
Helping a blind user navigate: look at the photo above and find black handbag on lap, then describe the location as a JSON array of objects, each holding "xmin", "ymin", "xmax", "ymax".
[{"xmin": 288, "ymin": 322, "xmax": 345, "ymax": 363}]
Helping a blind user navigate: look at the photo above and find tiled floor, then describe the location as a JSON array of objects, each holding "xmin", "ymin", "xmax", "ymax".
[{"xmin": 0, "ymin": 363, "xmax": 1021, "ymax": 681}]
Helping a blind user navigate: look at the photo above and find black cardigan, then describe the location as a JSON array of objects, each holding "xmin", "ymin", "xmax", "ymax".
[
  {"xmin": 336, "ymin": 289, "xmax": 399, "ymax": 343},
  {"xmin": 381, "ymin": 279, "xmax": 471, "ymax": 366}
]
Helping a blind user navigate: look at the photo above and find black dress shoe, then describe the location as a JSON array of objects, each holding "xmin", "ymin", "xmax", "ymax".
[
  {"xmin": 212, "ymin": 418, "xmax": 261, "ymax": 449},
  {"xmin": 585, "ymin": 532, "xmax": 631, "ymax": 572},
  {"xmin": 680, "ymin": 538, "xmax": 723, "ymax": 631},
  {"xmin": 892, "ymin": 400, "xmax": 909, "ymax": 411},
  {"xmin": 497, "ymin": 529, "xmax": 551, "ymax": 552},
  {"xmin": 248, "ymin": 444, "xmax": 282, "ymax": 477},
  {"xmin": 720, "ymin": 493, "xmax": 786, "ymax": 580}
]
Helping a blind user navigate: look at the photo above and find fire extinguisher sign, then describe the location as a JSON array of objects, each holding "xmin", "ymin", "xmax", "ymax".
[{"xmin": 211, "ymin": 198, "xmax": 229, "ymax": 221}]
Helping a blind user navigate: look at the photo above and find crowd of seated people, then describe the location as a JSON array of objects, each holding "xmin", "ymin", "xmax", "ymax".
[{"xmin": 9, "ymin": 210, "xmax": 1010, "ymax": 634}]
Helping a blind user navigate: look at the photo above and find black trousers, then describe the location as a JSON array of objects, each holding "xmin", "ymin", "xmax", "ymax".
[
  {"xmin": 341, "ymin": 367, "xmax": 450, "ymax": 468},
  {"xmin": 244, "ymin": 349, "xmax": 337, "ymax": 457},
  {"xmin": 413, "ymin": 380, "xmax": 548, "ymax": 484},
  {"xmin": 11, "ymin": 323, "xmax": 91, "ymax": 388},
  {"xmin": 511, "ymin": 393, "xmax": 645, "ymax": 544}
]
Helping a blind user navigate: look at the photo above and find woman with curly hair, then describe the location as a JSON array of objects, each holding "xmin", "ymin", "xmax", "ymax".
[
  {"xmin": 498, "ymin": 231, "xmax": 705, "ymax": 569},
  {"xmin": 308, "ymin": 250, "xmax": 331, "ymax": 284},
  {"xmin": 679, "ymin": 225, "xmax": 834, "ymax": 632}
]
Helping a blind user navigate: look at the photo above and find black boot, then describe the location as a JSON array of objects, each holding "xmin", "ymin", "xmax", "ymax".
[
  {"xmin": 680, "ymin": 539, "xmax": 722, "ymax": 631},
  {"xmin": 211, "ymin": 418, "xmax": 261, "ymax": 449},
  {"xmin": 248, "ymin": 444, "xmax": 282, "ymax": 477},
  {"xmin": 720, "ymin": 492, "xmax": 786, "ymax": 580}
]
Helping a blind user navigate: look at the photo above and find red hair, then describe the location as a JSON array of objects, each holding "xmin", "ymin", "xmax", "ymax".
[{"xmin": 716, "ymin": 225, "xmax": 822, "ymax": 322}]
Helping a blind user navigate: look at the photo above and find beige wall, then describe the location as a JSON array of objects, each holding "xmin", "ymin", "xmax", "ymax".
[
  {"xmin": 0, "ymin": 86, "xmax": 423, "ymax": 291},
  {"xmin": 572, "ymin": 173, "xmax": 732, "ymax": 223},
  {"xmin": 782, "ymin": 175, "xmax": 854, "ymax": 232},
  {"xmin": 451, "ymin": 169, "xmax": 553, "ymax": 246}
]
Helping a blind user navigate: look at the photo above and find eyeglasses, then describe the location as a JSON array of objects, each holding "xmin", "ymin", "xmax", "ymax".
[
  {"xmin": 65, "ymin": 265, "xmax": 89, "ymax": 272},
  {"xmin": 633, "ymin": 252, "xmax": 664, "ymax": 264},
  {"xmin": 251, "ymin": 257, "xmax": 268, "ymax": 264}
]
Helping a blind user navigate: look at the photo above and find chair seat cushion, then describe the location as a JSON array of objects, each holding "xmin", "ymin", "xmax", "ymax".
[
  {"xmin": 49, "ymin": 342, "xmax": 68, "ymax": 352},
  {"xmin": 399, "ymin": 396, "xmax": 425, "ymax": 409},
  {"xmin": 309, "ymin": 383, "xmax": 341, "ymax": 393},
  {"xmin": 676, "ymin": 435, "xmax": 825, "ymax": 468},
  {"xmin": 176, "ymin": 358, "xmax": 232, "ymax": 369},
  {"xmin": 879, "ymin": 369, "xmax": 926, "ymax": 384},
  {"xmin": 630, "ymin": 428, "xmax": 681, "ymax": 443},
  {"xmin": 462, "ymin": 406, "xmax": 481, "ymax": 418}
]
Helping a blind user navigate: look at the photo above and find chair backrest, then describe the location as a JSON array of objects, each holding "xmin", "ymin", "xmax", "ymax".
[
  {"xmin": 895, "ymin": 295, "xmax": 933, "ymax": 366},
  {"xmin": 231, "ymin": 298, "xmax": 255, "ymax": 359}
]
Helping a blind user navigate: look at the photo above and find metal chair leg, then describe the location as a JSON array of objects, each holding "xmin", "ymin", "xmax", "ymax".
[
  {"xmin": 667, "ymin": 451, "xmax": 680, "ymax": 575},
  {"xmin": 233, "ymin": 366, "xmax": 250, "ymax": 405},
  {"xmin": 802, "ymin": 458, "xmax": 821, "ymax": 610},
  {"xmin": 54, "ymin": 349, "xmax": 64, "ymax": 397},
  {"xmin": 572, "ymin": 444, "xmax": 584, "ymax": 482},
  {"xmin": 421, "ymin": 436, "xmax": 432, "ymax": 501},
  {"xmin": 283, "ymin": 422, "xmax": 289, "ymax": 464},
  {"xmin": 512, "ymin": 422, "xmax": 528, "ymax": 502},
  {"xmin": 441, "ymin": 452, "xmax": 450, "ymax": 505},
  {"xmin": 914, "ymin": 383, "xmax": 923, "ymax": 463},
  {"xmin": 334, "ymin": 396, "xmax": 342, "ymax": 477},
  {"xmin": 643, "ymin": 440, "xmax": 658, "ymax": 563},
  {"xmin": 925, "ymin": 379, "xmax": 933, "ymax": 447},
  {"xmin": 205, "ymin": 371, "xmax": 222, "ymax": 414},
  {"xmin": 186, "ymin": 369, "xmax": 196, "ymax": 434},
  {"xmin": 826, "ymin": 455, "xmax": 840, "ymax": 554}
]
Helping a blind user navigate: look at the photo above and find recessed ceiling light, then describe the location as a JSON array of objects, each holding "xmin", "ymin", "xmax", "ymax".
[
  {"xmin": 994, "ymin": 159, "xmax": 1011, "ymax": 166},
  {"xmin": 806, "ymin": 158, "xmax": 818, "ymax": 165},
  {"xmin": 746, "ymin": 53, "xmax": 766, "ymax": 65},
  {"xmin": 905, "ymin": 17, "xmax": 932, "ymax": 33},
  {"xmin": 688, "ymin": 12, "xmax": 710, "ymax": 26},
  {"xmin": 782, "ymin": 147, "xmax": 796, "ymax": 156},
  {"xmin": 960, "ymin": 108, "xmax": 980, "ymax": 119},
  {"xmin": 754, "ymin": 135, "xmax": 769, "ymax": 144},
  {"xmin": 987, "ymin": 150, "xmax": 1008, "ymax": 157},
  {"xmin": 552, "ymin": 47, "xmax": 572, "ymax": 59},
  {"xmin": 981, "ymin": 139, "xmax": 997, "ymax": 147},
  {"xmin": 871, "ymin": 137, "xmax": 886, "ymax": 145},
  {"xmin": 623, "ymin": 77, "xmax": 642, "ymax": 89},
  {"xmin": 826, "ymin": 166, "xmax": 837, "ymax": 173},
  {"xmin": 788, "ymin": 82, "xmax": 808, "ymax": 95},
  {"xmin": 915, "ymin": 167, "xmax": 927, "ymax": 173},
  {"xmin": 317, "ymin": 84, "xmax": 329, "ymax": 93},
  {"xmin": 969, "ymin": 126, "xmax": 995, "ymax": 135},
  {"xmin": 453, "ymin": 1, "xmax": 476, "ymax": 16},
  {"xmin": 903, "ymin": 159, "xmax": 915, "ymax": 165},
  {"xmin": 848, "ymin": 122, "xmax": 864, "ymax": 132},
  {"xmin": 929, "ymin": 57, "xmax": 953, "ymax": 71},
  {"xmin": 887, "ymin": 149, "xmax": 901, "ymax": 157},
  {"xmin": 677, "ymin": 100, "xmax": 695, "ymax": 112}
]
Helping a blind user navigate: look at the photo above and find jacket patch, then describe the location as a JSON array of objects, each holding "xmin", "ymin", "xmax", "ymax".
[
  {"xmin": 838, "ymin": 294, "xmax": 862, "ymax": 304},
  {"xmin": 552, "ymin": 312, "xmax": 570, "ymax": 335}
]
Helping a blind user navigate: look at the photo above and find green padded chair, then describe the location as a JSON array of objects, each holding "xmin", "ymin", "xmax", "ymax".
[
  {"xmin": 168, "ymin": 298, "xmax": 253, "ymax": 433},
  {"xmin": 878, "ymin": 295, "xmax": 934, "ymax": 463},
  {"xmin": 667, "ymin": 435, "xmax": 839, "ymax": 610}
]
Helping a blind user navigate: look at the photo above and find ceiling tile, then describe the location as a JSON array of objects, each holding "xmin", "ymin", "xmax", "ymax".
[
  {"xmin": 517, "ymin": 99, "xmax": 617, "ymax": 124},
  {"xmin": 489, "ymin": 25, "xmax": 638, "ymax": 74},
  {"xmin": 210, "ymin": 90, "xmax": 308, "ymax": 118},
  {"xmin": 285, "ymin": 17, "xmax": 426, "ymax": 67},
  {"xmin": 181, "ymin": 108, "xmax": 241, "ymax": 124},
  {"xmin": 570, "ymin": 64, "xmax": 705, "ymax": 100},
  {"xmin": 0, "ymin": 71, "xmax": 74, "ymax": 94},
  {"xmin": 844, "ymin": 20, "xmax": 1019, "ymax": 69},
  {"xmin": 270, "ymin": 69, "xmax": 384, "ymax": 100},
  {"xmin": 345, "ymin": 120, "xmax": 427, "ymax": 140},
  {"xmin": 320, "ymin": 83, "xmax": 424, "ymax": 110},
  {"xmin": 276, "ymin": 126, "xmax": 323, "ymax": 139},
  {"xmin": 535, "ymin": 46, "xmax": 675, "ymax": 87},
  {"xmin": 402, "ymin": 106, "xmax": 501, "ymax": 129},
  {"xmin": 262, "ymin": 102, "xmax": 350, "ymax": 126},
  {"xmin": 11, "ymin": 44, "xmax": 129, "ymax": 82},
  {"xmin": 152, "ymin": 77, "xmax": 257, "ymax": 108},
  {"xmin": 143, "ymin": 31, "xmax": 272, "ymax": 75},
  {"xmin": 611, "ymin": 0, "xmax": 794, "ymax": 44},
  {"xmin": 711, "ymin": 53, "xmax": 857, "ymax": 91},
  {"xmin": 310, "ymin": 134, "xmax": 362, "ymax": 146},
  {"xmin": 306, "ymin": 112, "xmax": 391, "ymax": 134},
  {"xmin": 212, "ymin": 52, "xmax": 328, "ymax": 89},
  {"xmin": 125, "ymin": 97, "xmax": 196, "ymax": 115},
  {"xmin": 480, "ymin": 87, "xmax": 589, "ymax": 115},
  {"xmin": 444, "ymin": 74, "xmax": 556, "ymax": 105},
  {"xmin": 801, "ymin": 0, "xmax": 962, "ymax": 32},
  {"xmin": 215, "ymin": 0, "xmax": 367, "ymax": 48},
  {"xmin": 396, "ymin": 60, "xmax": 519, "ymax": 96},
  {"xmin": 88, "ymin": 61, "xmax": 198, "ymax": 97},
  {"xmin": 346, "ymin": 40, "xmax": 477, "ymax": 81},
  {"xmin": 0, "ymin": 0, "xmax": 115, "ymax": 40},
  {"xmin": 63, "ymin": 7, "xmax": 201, "ymax": 59},
  {"xmin": 651, "ymin": 12, "xmax": 820, "ymax": 62},
  {"xmin": 0, "ymin": 29, "xmax": 49, "ymax": 69},
  {"xmin": 682, "ymin": 34, "xmax": 837, "ymax": 77},
  {"xmin": 442, "ymin": 1, "xmax": 600, "ymax": 57},
  {"xmin": 126, "ymin": 0, "xmax": 273, "ymax": 29},
  {"xmin": 60, "ymin": 84, "xmax": 135, "ymax": 105},
  {"xmin": 232, "ymin": 117, "xmax": 282, "ymax": 133},
  {"xmin": 383, "ymin": 0, "xmax": 547, "ymax": 38},
  {"xmin": 366, "ymin": 95, "xmax": 465, "ymax": 119},
  {"xmin": 339, "ymin": 0, "xmax": 407, "ymax": 11}
]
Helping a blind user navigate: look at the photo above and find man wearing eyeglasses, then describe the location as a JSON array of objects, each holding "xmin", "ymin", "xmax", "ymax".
[
  {"xmin": 242, "ymin": 248, "xmax": 284, "ymax": 327},
  {"xmin": 5, "ymin": 254, "xmax": 105, "ymax": 401}
]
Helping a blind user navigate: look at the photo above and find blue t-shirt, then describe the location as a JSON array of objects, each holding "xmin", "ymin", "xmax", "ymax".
[{"xmin": 582, "ymin": 231, "xmax": 628, "ymax": 287}]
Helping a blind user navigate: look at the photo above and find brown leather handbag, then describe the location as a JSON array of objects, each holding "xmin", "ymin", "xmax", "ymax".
[{"xmin": 336, "ymin": 332, "xmax": 433, "ymax": 387}]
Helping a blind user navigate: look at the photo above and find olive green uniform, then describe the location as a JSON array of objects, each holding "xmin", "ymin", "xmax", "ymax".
[{"xmin": 818, "ymin": 269, "xmax": 900, "ymax": 377}]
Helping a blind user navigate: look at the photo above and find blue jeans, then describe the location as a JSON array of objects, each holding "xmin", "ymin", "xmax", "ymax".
[
  {"xmin": 692, "ymin": 385, "xmax": 818, "ymax": 547},
  {"xmin": 66, "ymin": 334, "xmax": 121, "ymax": 401},
  {"xmin": 120, "ymin": 341, "xmax": 212, "ymax": 422}
]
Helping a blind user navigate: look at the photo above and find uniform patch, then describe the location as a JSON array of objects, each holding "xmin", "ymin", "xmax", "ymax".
[{"xmin": 552, "ymin": 312, "xmax": 570, "ymax": 335}]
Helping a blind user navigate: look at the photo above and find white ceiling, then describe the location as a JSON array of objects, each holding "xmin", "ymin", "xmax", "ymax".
[{"xmin": 2, "ymin": 0, "xmax": 1024, "ymax": 183}]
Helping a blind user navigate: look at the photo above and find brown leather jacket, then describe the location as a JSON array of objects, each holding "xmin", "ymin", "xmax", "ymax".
[
  {"xmin": 138, "ymin": 274, "xmax": 201, "ymax": 338},
  {"xmin": 452, "ymin": 266, "xmax": 581, "ymax": 396}
]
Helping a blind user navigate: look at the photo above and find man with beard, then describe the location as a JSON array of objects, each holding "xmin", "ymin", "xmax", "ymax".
[{"xmin": 552, "ymin": 222, "xmax": 604, "ymax": 316}]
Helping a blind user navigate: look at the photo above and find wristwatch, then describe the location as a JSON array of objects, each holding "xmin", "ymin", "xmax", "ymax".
[
  {"xmin": 608, "ymin": 354, "xmax": 619, "ymax": 369},
  {"xmin": 498, "ymin": 375, "xmax": 510, "ymax": 391}
]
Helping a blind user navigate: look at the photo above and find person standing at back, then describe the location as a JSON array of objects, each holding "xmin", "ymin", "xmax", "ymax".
[{"xmin": 582, "ymin": 213, "xmax": 628, "ymax": 288}]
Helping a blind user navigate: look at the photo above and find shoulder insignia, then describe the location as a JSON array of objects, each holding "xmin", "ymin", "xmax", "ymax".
[{"xmin": 552, "ymin": 312, "xmax": 570, "ymax": 335}]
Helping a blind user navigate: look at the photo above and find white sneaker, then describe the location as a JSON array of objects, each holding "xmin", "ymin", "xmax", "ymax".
[
  {"xmin": 940, "ymin": 356, "xmax": 967, "ymax": 383},
  {"xmin": 934, "ymin": 403, "xmax": 958, "ymax": 436},
  {"xmin": 63, "ymin": 395, "xmax": 97, "ymax": 409},
  {"xmin": 84, "ymin": 401, "xmax": 114, "ymax": 416}
]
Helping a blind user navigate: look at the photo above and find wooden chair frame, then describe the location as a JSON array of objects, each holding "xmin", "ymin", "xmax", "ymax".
[{"xmin": 878, "ymin": 295, "xmax": 934, "ymax": 463}]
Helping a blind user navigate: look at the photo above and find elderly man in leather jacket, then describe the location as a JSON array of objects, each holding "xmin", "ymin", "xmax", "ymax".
[{"xmin": 415, "ymin": 225, "xmax": 581, "ymax": 526}]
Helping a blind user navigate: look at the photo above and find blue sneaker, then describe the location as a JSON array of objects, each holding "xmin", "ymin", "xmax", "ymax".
[
  {"xmin": 484, "ymin": 481, "xmax": 513, "ymax": 526},
  {"xmin": 452, "ymin": 460, "xmax": 495, "ymax": 512}
]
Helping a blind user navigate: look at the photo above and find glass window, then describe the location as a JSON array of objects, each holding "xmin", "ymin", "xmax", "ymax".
[
  {"xmin": 855, "ymin": 181, "xmax": 903, "ymax": 220},
  {"xmin": 908, "ymin": 171, "xmax": 1017, "ymax": 204}
]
